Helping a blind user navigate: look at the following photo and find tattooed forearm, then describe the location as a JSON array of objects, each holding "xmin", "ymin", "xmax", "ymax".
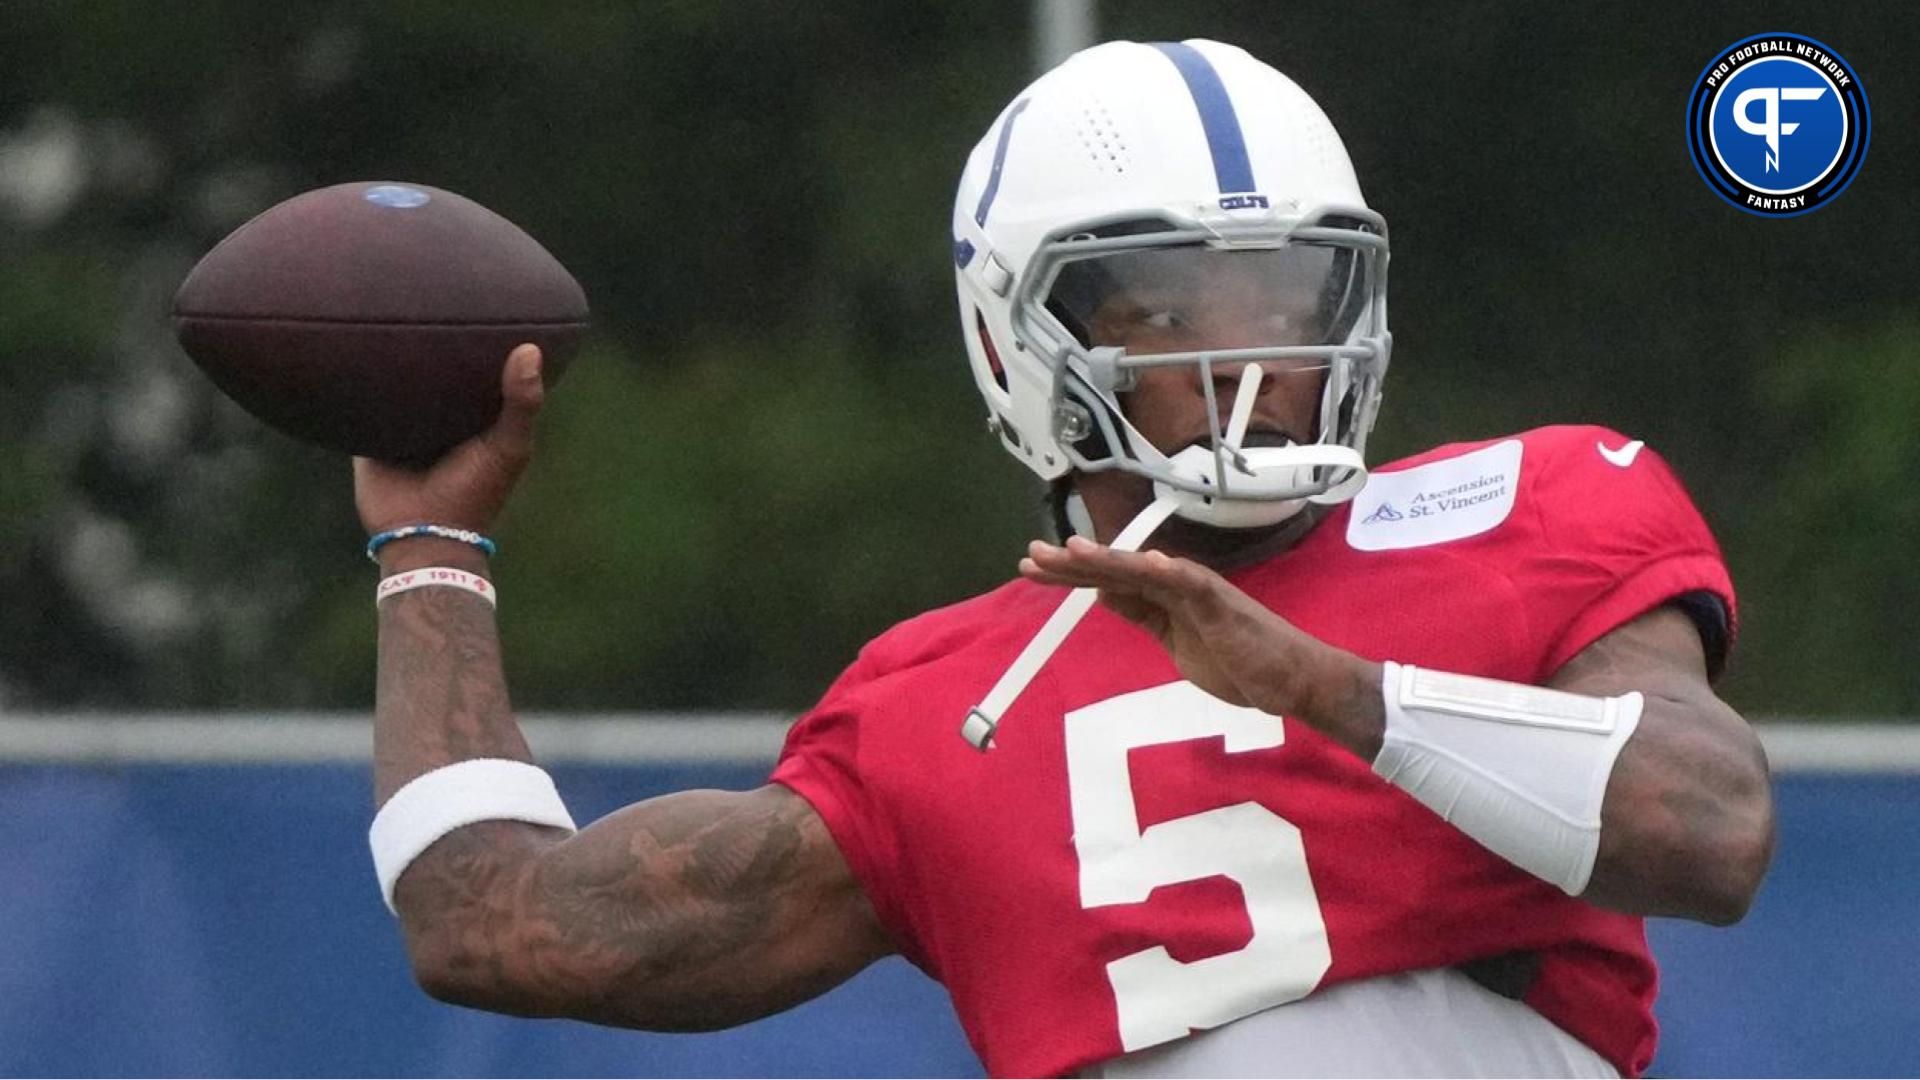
[
  {"xmin": 374, "ymin": 581, "xmax": 532, "ymax": 804},
  {"xmin": 1552, "ymin": 605, "xmax": 1774, "ymax": 923}
]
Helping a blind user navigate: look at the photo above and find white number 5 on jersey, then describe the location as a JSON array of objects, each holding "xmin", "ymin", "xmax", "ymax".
[{"xmin": 1065, "ymin": 681, "xmax": 1332, "ymax": 1052}]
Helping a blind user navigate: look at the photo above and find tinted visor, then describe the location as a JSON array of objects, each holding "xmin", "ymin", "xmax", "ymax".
[{"xmin": 1048, "ymin": 242, "xmax": 1365, "ymax": 357}]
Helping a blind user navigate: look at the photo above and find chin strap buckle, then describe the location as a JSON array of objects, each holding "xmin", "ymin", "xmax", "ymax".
[{"xmin": 961, "ymin": 709, "xmax": 998, "ymax": 751}]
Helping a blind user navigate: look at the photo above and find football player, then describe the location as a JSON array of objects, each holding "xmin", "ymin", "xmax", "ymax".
[{"xmin": 356, "ymin": 39, "xmax": 1772, "ymax": 1078}]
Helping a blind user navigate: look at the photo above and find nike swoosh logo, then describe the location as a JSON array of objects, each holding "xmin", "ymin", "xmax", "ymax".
[{"xmin": 1597, "ymin": 439, "xmax": 1645, "ymax": 468}]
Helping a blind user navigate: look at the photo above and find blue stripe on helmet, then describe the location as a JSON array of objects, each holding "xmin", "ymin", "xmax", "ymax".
[
  {"xmin": 974, "ymin": 98, "xmax": 1032, "ymax": 226},
  {"xmin": 1150, "ymin": 42, "xmax": 1257, "ymax": 194}
]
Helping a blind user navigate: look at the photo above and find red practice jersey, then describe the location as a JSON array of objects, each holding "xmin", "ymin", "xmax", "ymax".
[{"xmin": 772, "ymin": 425, "xmax": 1735, "ymax": 1078}]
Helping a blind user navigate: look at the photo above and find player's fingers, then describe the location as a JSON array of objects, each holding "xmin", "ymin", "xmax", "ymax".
[
  {"xmin": 1017, "ymin": 555, "xmax": 1110, "ymax": 591},
  {"xmin": 1024, "ymin": 541, "xmax": 1151, "ymax": 593},
  {"xmin": 1017, "ymin": 550, "xmax": 1172, "ymax": 633},
  {"xmin": 349, "ymin": 452, "xmax": 407, "ymax": 487},
  {"xmin": 489, "ymin": 344, "xmax": 545, "ymax": 450},
  {"xmin": 1044, "ymin": 537, "xmax": 1211, "ymax": 601},
  {"xmin": 502, "ymin": 343, "xmax": 545, "ymax": 410},
  {"xmin": 1022, "ymin": 541, "xmax": 1138, "ymax": 592}
]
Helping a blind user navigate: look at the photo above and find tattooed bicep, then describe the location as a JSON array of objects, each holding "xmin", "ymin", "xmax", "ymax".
[
  {"xmin": 401, "ymin": 784, "xmax": 891, "ymax": 1030},
  {"xmin": 552, "ymin": 785, "xmax": 841, "ymax": 915}
]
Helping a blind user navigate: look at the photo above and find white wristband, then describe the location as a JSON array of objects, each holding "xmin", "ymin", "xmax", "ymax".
[
  {"xmin": 1372, "ymin": 661, "xmax": 1643, "ymax": 896},
  {"xmin": 376, "ymin": 567, "xmax": 496, "ymax": 608},
  {"xmin": 369, "ymin": 758, "xmax": 576, "ymax": 913}
]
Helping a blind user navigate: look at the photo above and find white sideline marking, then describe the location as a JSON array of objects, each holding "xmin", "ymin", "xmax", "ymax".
[
  {"xmin": 0, "ymin": 715, "xmax": 1916, "ymax": 773},
  {"xmin": 0, "ymin": 714, "xmax": 792, "ymax": 765}
]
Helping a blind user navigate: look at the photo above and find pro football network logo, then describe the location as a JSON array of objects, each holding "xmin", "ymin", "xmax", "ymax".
[{"xmin": 1687, "ymin": 33, "xmax": 1869, "ymax": 217}]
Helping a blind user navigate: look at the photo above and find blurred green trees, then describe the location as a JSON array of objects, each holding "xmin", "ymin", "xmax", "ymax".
[
  {"xmin": 1727, "ymin": 319, "xmax": 1920, "ymax": 714},
  {"xmin": 1, "ymin": 1, "xmax": 1913, "ymax": 712}
]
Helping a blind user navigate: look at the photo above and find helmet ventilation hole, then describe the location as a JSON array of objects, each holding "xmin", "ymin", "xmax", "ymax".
[
  {"xmin": 1074, "ymin": 100, "xmax": 1130, "ymax": 175},
  {"xmin": 975, "ymin": 308, "xmax": 1008, "ymax": 391}
]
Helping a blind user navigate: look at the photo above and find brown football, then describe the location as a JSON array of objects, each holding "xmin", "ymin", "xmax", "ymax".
[{"xmin": 173, "ymin": 181, "xmax": 588, "ymax": 464}]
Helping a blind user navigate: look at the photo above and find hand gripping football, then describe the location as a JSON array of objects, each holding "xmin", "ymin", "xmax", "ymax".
[{"xmin": 173, "ymin": 181, "xmax": 589, "ymax": 464}]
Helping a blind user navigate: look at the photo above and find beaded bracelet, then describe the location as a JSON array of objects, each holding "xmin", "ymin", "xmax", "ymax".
[{"xmin": 365, "ymin": 524, "xmax": 498, "ymax": 563}]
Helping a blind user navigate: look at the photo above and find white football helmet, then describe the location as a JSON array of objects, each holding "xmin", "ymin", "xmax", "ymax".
[{"xmin": 952, "ymin": 39, "xmax": 1391, "ymax": 528}]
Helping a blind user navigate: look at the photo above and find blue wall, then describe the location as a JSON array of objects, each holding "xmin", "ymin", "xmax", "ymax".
[{"xmin": 1, "ymin": 762, "xmax": 1914, "ymax": 1077}]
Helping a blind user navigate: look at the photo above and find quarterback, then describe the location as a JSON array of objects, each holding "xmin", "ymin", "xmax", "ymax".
[{"xmin": 354, "ymin": 40, "xmax": 1773, "ymax": 1078}]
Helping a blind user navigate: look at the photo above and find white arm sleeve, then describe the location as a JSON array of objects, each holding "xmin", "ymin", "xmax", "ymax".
[{"xmin": 1372, "ymin": 662, "xmax": 1643, "ymax": 895}]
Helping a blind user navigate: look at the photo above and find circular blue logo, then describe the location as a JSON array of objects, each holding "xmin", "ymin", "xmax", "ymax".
[
  {"xmin": 363, "ymin": 184, "xmax": 431, "ymax": 209},
  {"xmin": 1687, "ymin": 33, "xmax": 1869, "ymax": 217}
]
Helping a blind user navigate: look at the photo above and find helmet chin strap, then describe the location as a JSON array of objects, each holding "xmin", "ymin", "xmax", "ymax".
[
  {"xmin": 1145, "ymin": 363, "xmax": 1369, "ymax": 529},
  {"xmin": 960, "ymin": 489, "xmax": 1179, "ymax": 749},
  {"xmin": 1156, "ymin": 441, "xmax": 1367, "ymax": 528},
  {"xmin": 964, "ymin": 366, "xmax": 1334, "ymax": 750}
]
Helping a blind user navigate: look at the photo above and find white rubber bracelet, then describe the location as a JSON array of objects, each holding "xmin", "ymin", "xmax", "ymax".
[
  {"xmin": 1373, "ymin": 661, "xmax": 1643, "ymax": 896},
  {"xmin": 376, "ymin": 567, "xmax": 496, "ymax": 609},
  {"xmin": 369, "ymin": 758, "xmax": 576, "ymax": 913}
]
